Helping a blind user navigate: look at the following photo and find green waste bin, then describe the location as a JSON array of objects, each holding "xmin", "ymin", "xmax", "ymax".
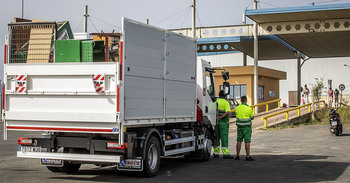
[
  {"xmin": 81, "ymin": 40, "xmax": 105, "ymax": 62},
  {"xmin": 55, "ymin": 40, "xmax": 82, "ymax": 62}
]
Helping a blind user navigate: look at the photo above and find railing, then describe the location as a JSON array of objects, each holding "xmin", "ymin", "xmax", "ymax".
[
  {"xmin": 230, "ymin": 99, "xmax": 281, "ymax": 113},
  {"xmin": 250, "ymin": 99, "xmax": 281, "ymax": 114},
  {"xmin": 261, "ymin": 100, "xmax": 326, "ymax": 128}
]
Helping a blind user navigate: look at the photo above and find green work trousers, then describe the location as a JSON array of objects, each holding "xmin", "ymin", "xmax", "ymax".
[{"xmin": 214, "ymin": 121, "xmax": 229, "ymax": 156}]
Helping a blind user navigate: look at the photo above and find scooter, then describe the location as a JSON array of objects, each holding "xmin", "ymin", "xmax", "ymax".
[{"xmin": 329, "ymin": 108, "xmax": 343, "ymax": 136}]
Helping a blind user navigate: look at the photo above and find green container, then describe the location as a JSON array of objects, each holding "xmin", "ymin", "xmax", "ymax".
[
  {"xmin": 14, "ymin": 51, "xmax": 27, "ymax": 63},
  {"xmin": 55, "ymin": 40, "xmax": 82, "ymax": 62},
  {"xmin": 81, "ymin": 40, "xmax": 105, "ymax": 62}
]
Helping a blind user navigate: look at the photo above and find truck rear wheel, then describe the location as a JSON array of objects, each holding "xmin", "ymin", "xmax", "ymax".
[
  {"xmin": 46, "ymin": 166, "xmax": 61, "ymax": 172},
  {"xmin": 141, "ymin": 136, "xmax": 161, "ymax": 177},
  {"xmin": 59, "ymin": 161, "xmax": 81, "ymax": 174}
]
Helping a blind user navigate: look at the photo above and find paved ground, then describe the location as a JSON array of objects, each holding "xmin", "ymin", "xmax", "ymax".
[{"xmin": 1, "ymin": 123, "xmax": 349, "ymax": 182}]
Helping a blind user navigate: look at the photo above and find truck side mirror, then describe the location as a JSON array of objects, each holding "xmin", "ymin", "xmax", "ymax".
[
  {"xmin": 222, "ymin": 71, "xmax": 229, "ymax": 80},
  {"xmin": 223, "ymin": 82, "xmax": 230, "ymax": 95}
]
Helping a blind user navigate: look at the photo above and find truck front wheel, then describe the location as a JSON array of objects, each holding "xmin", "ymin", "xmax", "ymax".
[{"xmin": 141, "ymin": 136, "xmax": 161, "ymax": 177}]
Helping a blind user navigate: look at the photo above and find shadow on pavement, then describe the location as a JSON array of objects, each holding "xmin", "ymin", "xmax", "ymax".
[{"xmin": 50, "ymin": 155, "xmax": 349, "ymax": 183}]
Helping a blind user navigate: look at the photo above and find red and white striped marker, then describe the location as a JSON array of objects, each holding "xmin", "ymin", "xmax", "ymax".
[
  {"xmin": 15, "ymin": 75, "xmax": 27, "ymax": 94},
  {"xmin": 92, "ymin": 74, "xmax": 105, "ymax": 94}
]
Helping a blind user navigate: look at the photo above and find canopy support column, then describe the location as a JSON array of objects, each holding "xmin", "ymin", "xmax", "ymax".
[{"xmin": 253, "ymin": 0, "xmax": 259, "ymax": 113}]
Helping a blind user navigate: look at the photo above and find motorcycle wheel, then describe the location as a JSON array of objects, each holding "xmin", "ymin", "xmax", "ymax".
[{"xmin": 335, "ymin": 128, "xmax": 340, "ymax": 136}]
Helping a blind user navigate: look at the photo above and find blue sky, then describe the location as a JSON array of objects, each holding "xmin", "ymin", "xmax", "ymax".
[{"xmin": 0, "ymin": 0, "xmax": 349, "ymax": 80}]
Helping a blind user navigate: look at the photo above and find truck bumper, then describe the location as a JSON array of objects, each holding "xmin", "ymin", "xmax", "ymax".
[{"xmin": 17, "ymin": 151, "xmax": 121, "ymax": 163}]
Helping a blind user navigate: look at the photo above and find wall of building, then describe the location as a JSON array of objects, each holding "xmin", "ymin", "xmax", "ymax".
[
  {"xmin": 214, "ymin": 74, "xmax": 253, "ymax": 105},
  {"xmin": 214, "ymin": 68, "xmax": 281, "ymax": 112},
  {"xmin": 200, "ymin": 53, "xmax": 350, "ymax": 106},
  {"xmin": 257, "ymin": 76, "xmax": 280, "ymax": 111}
]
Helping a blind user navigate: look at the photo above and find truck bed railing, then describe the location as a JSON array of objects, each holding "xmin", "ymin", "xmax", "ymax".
[{"xmin": 8, "ymin": 22, "xmax": 57, "ymax": 64}]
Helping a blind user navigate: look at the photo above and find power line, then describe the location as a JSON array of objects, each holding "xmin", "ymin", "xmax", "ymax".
[
  {"xmin": 90, "ymin": 16, "xmax": 121, "ymax": 30},
  {"xmin": 75, "ymin": 16, "xmax": 84, "ymax": 32},
  {"xmin": 179, "ymin": 8, "xmax": 192, "ymax": 28},
  {"xmin": 246, "ymin": 1, "xmax": 254, "ymax": 9},
  {"xmin": 195, "ymin": 8, "xmax": 203, "ymax": 27},
  {"xmin": 258, "ymin": 3, "xmax": 262, "ymax": 9},
  {"xmin": 259, "ymin": 1, "xmax": 280, "ymax": 8},
  {"xmin": 154, "ymin": 6, "xmax": 191, "ymax": 25},
  {"xmin": 167, "ymin": 8, "xmax": 191, "ymax": 28},
  {"xmin": 89, "ymin": 18, "xmax": 99, "ymax": 33}
]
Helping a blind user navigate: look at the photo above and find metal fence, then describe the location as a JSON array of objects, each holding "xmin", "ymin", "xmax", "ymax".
[{"xmin": 8, "ymin": 22, "xmax": 57, "ymax": 64}]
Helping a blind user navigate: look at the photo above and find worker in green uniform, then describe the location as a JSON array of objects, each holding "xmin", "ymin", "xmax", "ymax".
[
  {"xmin": 235, "ymin": 96, "xmax": 255, "ymax": 161},
  {"xmin": 213, "ymin": 90, "xmax": 234, "ymax": 159}
]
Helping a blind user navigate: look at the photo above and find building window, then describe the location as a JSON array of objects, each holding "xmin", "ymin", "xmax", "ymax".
[
  {"xmin": 258, "ymin": 85, "xmax": 264, "ymax": 100},
  {"xmin": 220, "ymin": 85, "xmax": 247, "ymax": 99}
]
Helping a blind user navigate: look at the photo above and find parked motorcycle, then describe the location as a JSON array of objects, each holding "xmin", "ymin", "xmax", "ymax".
[{"xmin": 329, "ymin": 108, "xmax": 343, "ymax": 136}]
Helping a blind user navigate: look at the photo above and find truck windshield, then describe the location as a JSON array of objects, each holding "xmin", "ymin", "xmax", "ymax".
[{"xmin": 205, "ymin": 71, "xmax": 215, "ymax": 98}]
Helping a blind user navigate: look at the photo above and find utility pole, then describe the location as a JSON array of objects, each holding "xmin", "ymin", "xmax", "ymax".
[
  {"xmin": 84, "ymin": 5, "xmax": 88, "ymax": 33},
  {"xmin": 253, "ymin": 0, "xmax": 259, "ymax": 111},
  {"xmin": 21, "ymin": 0, "xmax": 24, "ymax": 19},
  {"xmin": 192, "ymin": 0, "xmax": 196, "ymax": 39}
]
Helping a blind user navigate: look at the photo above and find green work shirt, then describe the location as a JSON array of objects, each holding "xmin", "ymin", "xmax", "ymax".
[
  {"xmin": 235, "ymin": 103, "xmax": 254, "ymax": 128},
  {"xmin": 217, "ymin": 98, "xmax": 231, "ymax": 123}
]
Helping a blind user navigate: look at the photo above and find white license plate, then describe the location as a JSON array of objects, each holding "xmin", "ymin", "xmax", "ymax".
[
  {"xmin": 331, "ymin": 122, "xmax": 338, "ymax": 126},
  {"xmin": 20, "ymin": 146, "xmax": 41, "ymax": 152},
  {"xmin": 118, "ymin": 159, "xmax": 143, "ymax": 171},
  {"xmin": 41, "ymin": 159, "xmax": 63, "ymax": 167}
]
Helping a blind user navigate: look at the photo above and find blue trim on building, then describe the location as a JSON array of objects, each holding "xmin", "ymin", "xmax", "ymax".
[
  {"xmin": 245, "ymin": 3, "xmax": 350, "ymax": 15},
  {"xmin": 197, "ymin": 35, "xmax": 280, "ymax": 44},
  {"xmin": 197, "ymin": 35, "xmax": 306, "ymax": 59},
  {"xmin": 197, "ymin": 51, "xmax": 240, "ymax": 56},
  {"xmin": 197, "ymin": 36, "xmax": 241, "ymax": 44}
]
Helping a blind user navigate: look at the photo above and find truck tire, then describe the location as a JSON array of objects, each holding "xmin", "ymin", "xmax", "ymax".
[
  {"xmin": 46, "ymin": 166, "xmax": 61, "ymax": 172},
  {"xmin": 201, "ymin": 130, "xmax": 212, "ymax": 161},
  {"xmin": 184, "ymin": 129, "xmax": 212, "ymax": 161},
  {"xmin": 59, "ymin": 161, "xmax": 81, "ymax": 174},
  {"xmin": 140, "ymin": 136, "xmax": 161, "ymax": 177}
]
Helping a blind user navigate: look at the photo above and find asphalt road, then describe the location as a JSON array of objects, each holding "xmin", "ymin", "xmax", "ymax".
[{"xmin": 1, "ymin": 124, "xmax": 350, "ymax": 183}]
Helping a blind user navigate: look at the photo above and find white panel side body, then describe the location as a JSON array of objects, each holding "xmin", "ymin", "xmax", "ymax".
[{"xmin": 4, "ymin": 62, "xmax": 120, "ymax": 133}]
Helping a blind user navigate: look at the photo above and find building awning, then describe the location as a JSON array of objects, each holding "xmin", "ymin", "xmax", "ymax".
[
  {"xmin": 197, "ymin": 35, "xmax": 305, "ymax": 60},
  {"xmin": 245, "ymin": 3, "xmax": 350, "ymax": 23},
  {"xmin": 244, "ymin": 3, "xmax": 350, "ymax": 58}
]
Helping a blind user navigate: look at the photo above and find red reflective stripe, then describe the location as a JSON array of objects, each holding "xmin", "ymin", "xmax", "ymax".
[
  {"xmin": 94, "ymin": 75, "xmax": 101, "ymax": 80},
  {"xmin": 19, "ymin": 87, "xmax": 25, "ymax": 93},
  {"xmin": 119, "ymin": 41, "xmax": 123, "ymax": 81},
  {"xmin": 117, "ymin": 41, "xmax": 123, "ymax": 113},
  {"xmin": 101, "ymin": 76, "xmax": 104, "ymax": 80},
  {"xmin": 4, "ymin": 44, "xmax": 7, "ymax": 64},
  {"xmin": 2, "ymin": 84, "xmax": 5, "ymax": 110},
  {"xmin": 7, "ymin": 126, "xmax": 114, "ymax": 132},
  {"xmin": 96, "ymin": 87, "xmax": 102, "ymax": 92},
  {"xmin": 117, "ymin": 85, "xmax": 120, "ymax": 112},
  {"xmin": 18, "ymin": 75, "xmax": 24, "ymax": 81},
  {"xmin": 23, "ymin": 77, "xmax": 27, "ymax": 81}
]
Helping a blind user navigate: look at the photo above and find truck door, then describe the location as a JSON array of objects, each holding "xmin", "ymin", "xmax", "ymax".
[{"xmin": 204, "ymin": 67, "xmax": 217, "ymax": 126}]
